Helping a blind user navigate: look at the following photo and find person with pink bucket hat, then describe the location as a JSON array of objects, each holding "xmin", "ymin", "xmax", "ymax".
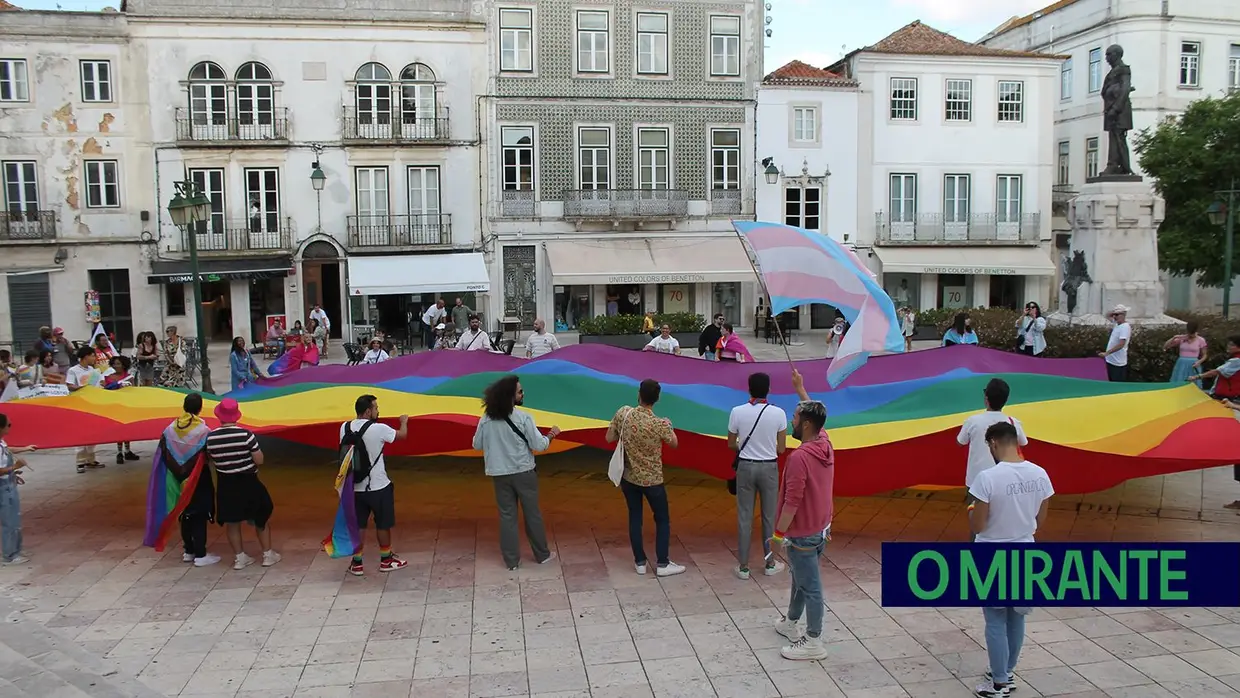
[{"xmin": 205, "ymin": 398, "xmax": 280, "ymax": 570}]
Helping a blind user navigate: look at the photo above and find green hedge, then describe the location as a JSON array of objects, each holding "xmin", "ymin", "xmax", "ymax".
[
  {"xmin": 924, "ymin": 308, "xmax": 1240, "ymax": 382},
  {"xmin": 578, "ymin": 312, "xmax": 706, "ymax": 336}
]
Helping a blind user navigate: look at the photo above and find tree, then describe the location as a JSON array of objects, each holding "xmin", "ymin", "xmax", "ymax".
[{"xmin": 1134, "ymin": 91, "xmax": 1240, "ymax": 287}]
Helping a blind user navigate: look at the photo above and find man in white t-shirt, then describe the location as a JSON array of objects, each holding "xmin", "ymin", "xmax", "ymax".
[
  {"xmin": 1099, "ymin": 305, "xmax": 1131, "ymax": 382},
  {"xmin": 309, "ymin": 304, "xmax": 331, "ymax": 356},
  {"xmin": 421, "ymin": 300, "xmax": 447, "ymax": 350},
  {"xmin": 968, "ymin": 419, "xmax": 1053, "ymax": 698},
  {"xmin": 727, "ymin": 372, "xmax": 788, "ymax": 579},
  {"xmin": 525, "ymin": 319, "xmax": 561, "ymax": 359},
  {"xmin": 65, "ymin": 346, "xmax": 105, "ymax": 473},
  {"xmin": 643, "ymin": 324, "xmax": 681, "ymax": 355},
  {"xmin": 339, "ymin": 394, "xmax": 408, "ymax": 576},
  {"xmin": 958, "ymin": 378, "xmax": 1028, "ymax": 494}
]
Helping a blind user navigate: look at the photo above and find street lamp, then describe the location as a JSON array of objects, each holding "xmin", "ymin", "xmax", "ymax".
[
  {"xmin": 1207, "ymin": 179, "xmax": 1238, "ymax": 319},
  {"xmin": 310, "ymin": 161, "xmax": 326, "ymax": 234},
  {"xmin": 167, "ymin": 178, "xmax": 215, "ymax": 394},
  {"xmin": 761, "ymin": 157, "xmax": 780, "ymax": 185},
  {"xmin": 310, "ymin": 165, "xmax": 326, "ymax": 191}
]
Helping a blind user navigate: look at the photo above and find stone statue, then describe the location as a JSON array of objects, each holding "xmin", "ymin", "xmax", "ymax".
[
  {"xmin": 1100, "ymin": 44, "xmax": 1135, "ymax": 177},
  {"xmin": 1060, "ymin": 250, "xmax": 1092, "ymax": 314}
]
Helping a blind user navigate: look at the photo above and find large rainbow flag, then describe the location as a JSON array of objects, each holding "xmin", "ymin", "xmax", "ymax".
[{"xmin": 3, "ymin": 345, "xmax": 1237, "ymax": 496}]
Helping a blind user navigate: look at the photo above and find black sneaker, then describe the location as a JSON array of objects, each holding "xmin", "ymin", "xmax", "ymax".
[
  {"xmin": 124, "ymin": 450, "xmax": 140, "ymax": 461},
  {"xmin": 116, "ymin": 452, "xmax": 125, "ymax": 465},
  {"xmin": 76, "ymin": 465, "xmax": 86, "ymax": 474}
]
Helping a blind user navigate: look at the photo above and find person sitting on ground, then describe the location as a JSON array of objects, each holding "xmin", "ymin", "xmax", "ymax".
[
  {"xmin": 942, "ymin": 313, "xmax": 979, "ymax": 347},
  {"xmin": 363, "ymin": 338, "xmax": 390, "ymax": 364},
  {"xmin": 643, "ymin": 324, "xmax": 681, "ymax": 355}
]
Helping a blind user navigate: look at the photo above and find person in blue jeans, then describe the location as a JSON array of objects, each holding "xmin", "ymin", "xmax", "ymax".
[{"xmin": 0, "ymin": 413, "xmax": 36, "ymax": 566}]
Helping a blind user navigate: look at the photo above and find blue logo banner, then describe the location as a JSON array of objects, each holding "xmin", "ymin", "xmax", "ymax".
[{"xmin": 881, "ymin": 543, "xmax": 1240, "ymax": 607}]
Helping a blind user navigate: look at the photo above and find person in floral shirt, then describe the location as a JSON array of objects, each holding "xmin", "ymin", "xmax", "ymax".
[{"xmin": 606, "ymin": 379, "xmax": 684, "ymax": 578}]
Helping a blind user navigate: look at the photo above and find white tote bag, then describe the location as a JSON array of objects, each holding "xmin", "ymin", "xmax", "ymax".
[{"xmin": 607, "ymin": 407, "xmax": 632, "ymax": 487}]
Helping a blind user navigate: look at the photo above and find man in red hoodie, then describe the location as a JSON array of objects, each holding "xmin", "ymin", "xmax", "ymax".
[{"xmin": 771, "ymin": 368, "xmax": 835, "ymax": 661}]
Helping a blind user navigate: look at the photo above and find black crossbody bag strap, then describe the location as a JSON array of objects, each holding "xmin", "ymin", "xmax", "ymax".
[{"xmin": 734, "ymin": 404, "xmax": 770, "ymax": 468}]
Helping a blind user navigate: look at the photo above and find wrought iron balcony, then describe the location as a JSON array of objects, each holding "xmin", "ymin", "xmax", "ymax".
[
  {"xmin": 342, "ymin": 107, "xmax": 450, "ymax": 142},
  {"xmin": 499, "ymin": 189, "xmax": 536, "ymax": 218},
  {"xmin": 562, "ymin": 189, "xmax": 689, "ymax": 220},
  {"xmin": 174, "ymin": 108, "xmax": 290, "ymax": 144},
  {"xmin": 1, "ymin": 210, "xmax": 57, "ymax": 241},
  {"xmin": 875, "ymin": 212, "xmax": 1041, "ymax": 245},
  {"xmin": 710, "ymin": 188, "xmax": 743, "ymax": 216},
  {"xmin": 347, "ymin": 214, "xmax": 453, "ymax": 249},
  {"xmin": 180, "ymin": 218, "xmax": 294, "ymax": 255}
]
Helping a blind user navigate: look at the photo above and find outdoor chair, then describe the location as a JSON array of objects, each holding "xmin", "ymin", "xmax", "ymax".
[{"xmin": 343, "ymin": 343, "xmax": 363, "ymax": 366}]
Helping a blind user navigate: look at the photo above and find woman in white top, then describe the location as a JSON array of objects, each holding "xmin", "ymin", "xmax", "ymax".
[
  {"xmin": 363, "ymin": 338, "xmax": 390, "ymax": 364},
  {"xmin": 901, "ymin": 308, "xmax": 916, "ymax": 352},
  {"xmin": 1015, "ymin": 302, "xmax": 1048, "ymax": 356}
]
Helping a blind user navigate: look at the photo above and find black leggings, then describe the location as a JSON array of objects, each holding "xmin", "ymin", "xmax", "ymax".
[{"xmin": 180, "ymin": 514, "xmax": 208, "ymax": 558}]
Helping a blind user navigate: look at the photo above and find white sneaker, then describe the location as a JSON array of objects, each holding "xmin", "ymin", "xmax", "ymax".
[
  {"xmin": 764, "ymin": 559, "xmax": 786, "ymax": 576},
  {"xmin": 781, "ymin": 635, "xmax": 828, "ymax": 661},
  {"xmin": 656, "ymin": 562, "xmax": 686, "ymax": 577},
  {"xmin": 635, "ymin": 562, "xmax": 648, "ymax": 575},
  {"xmin": 233, "ymin": 552, "xmax": 254, "ymax": 570},
  {"xmin": 2, "ymin": 556, "xmax": 29, "ymax": 566},
  {"xmin": 193, "ymin": 553, "xmax": 221, "ymax": 567},
  {"xmin": 182, "ymin": 553, "xmax": 195, "ymax": 563},
  {"xmin": 735, "ymin": 566, "xmax": 751, "ymax": 580},
  {"xmin": 539, "ymin": 552, "xmax": 557, "ymax": 565},
  {"xmin": 774, "ymin": 617, "xmax": 804, "ymax": 641},
  {"xmin": 975, "ymin": 681, "xmax": 1014, "ymax": 697},
  {"xmin": 262, "ymin": 550, "xmax": 282, "ymax": 567}
]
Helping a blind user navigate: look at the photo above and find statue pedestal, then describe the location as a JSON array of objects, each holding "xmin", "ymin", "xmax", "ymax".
[{"xmin": 1049, "ymin": 180, "xmax": 1181, "ymax": 327}]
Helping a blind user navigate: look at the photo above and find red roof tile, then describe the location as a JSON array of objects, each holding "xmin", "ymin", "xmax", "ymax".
[
  {"xmin": 0, "ymin": 0, "xmax": 21, "ymax": 10},
  {"xmin": 763, "ymin": 60, "xmax": 857, "ymax": 86},
  {"xmin": 865, "ymin": 20, "xmax": 1059, "ymax": 59}
]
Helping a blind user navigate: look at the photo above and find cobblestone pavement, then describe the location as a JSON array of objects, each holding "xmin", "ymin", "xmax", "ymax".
[{"xmin": 2, "ymin": 438, "xmax": 1239, "ymax": 698}]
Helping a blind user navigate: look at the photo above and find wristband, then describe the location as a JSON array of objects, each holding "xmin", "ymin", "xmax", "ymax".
[
  {"xmin": 772, "ymin": 530, "xmax": 786, "ymax": 542},
  {"xmin": 967, "ymin": 504, "xmax": 976, "ymax": 512}
]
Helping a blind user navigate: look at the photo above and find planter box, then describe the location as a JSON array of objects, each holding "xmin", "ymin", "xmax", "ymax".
[{"xmin": 579, "ymin": 332, "xmax": 700, "ymax": 351}]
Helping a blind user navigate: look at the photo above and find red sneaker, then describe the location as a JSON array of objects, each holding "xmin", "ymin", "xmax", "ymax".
[
  {"xmin": 348, "ymin": 560, "xmax": 364, "ymax": 576},
  {"xmin": 379, "ymin": 555, "xmax": 408, "ymax": 572}
]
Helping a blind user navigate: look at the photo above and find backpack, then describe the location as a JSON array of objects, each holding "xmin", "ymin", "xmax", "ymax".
[{"xmin": 340, "ymin": 420, "xmax": 377, "ymax": 489}]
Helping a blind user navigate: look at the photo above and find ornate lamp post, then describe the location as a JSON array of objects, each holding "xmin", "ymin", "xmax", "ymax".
[
  {"xmin": 1206, "ymin": 179, "xmax": 1238, "ymax": 319},
  {"xmin": 167, "ymin": 179, "xmax": 215, "ymax": 394},
  {"xmin": 761, "ymin": 157, "xmax": 779, "ymax": 185}
]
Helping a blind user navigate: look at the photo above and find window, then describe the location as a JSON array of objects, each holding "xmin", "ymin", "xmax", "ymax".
[
  {"xmin": 890, "ymin": 78, "xmax": 917, "ymax": 120},
  {"xmin": 1057, "ymin": 141, "xmax": 1070, "ymax": 185},
  {"xmin": 87, "ymin": 269, "xmax": 132, "ymax": 348},
  {"xmin": 576, "ymin": 10, "xmax": 610, "ymax": 73},
  {"xmin": 637, "ymin": 128, "xmax": 669, "ymax": 190},
  {"xmin": 84, "ymin": 160, "xmax": 120, "ymax": 208},
  {"xmin": 399, "ymin": 63, "xmax": 437, "ymax": 135},
  {"xmin": 710, "ymin": 129, "xmax": 740, "ymax": 190},
  {"xmin": 80, "ymin": 60, "xmax": 112, "ymax": 103},
  {"xmin": 578, "ymin": 127, "xmax": 610, "ymax": 189},
  {"xmin": 1179, "ymin": 41, "xmax": 1200, "ymax": 87},
  {"xmin": 997, "ymin": 175, "xmax": 1022, "ymax": 222},
  {"xmin": 944, "ymin": 79, "xmax": 971, "ymax": 121},
  {"xmin": 2, "ymin": 161, "xmax": 39, "ymax": 215},
  {"xmin": 709, "ymin": 15, "xmax": 741, "ymax": 77},
  {"xmin": 889, "ymin": 174, "xmax": 917, "ymax": 222},
  {"xmin": 1085, "ymin": 137, "xmax": 1099, "ymax": 179},
  {"xmin": 0, "ymin": 59, "xmax": 28, "ymax": 102},
  {"xmin": 245, "ymin": 168, "xmax": 280, "ymax": 233},
  {"xmin": 500, "ymin": 126, "xmax": 534, "ymax": 191},
  {"xmin": 943, "ymin": 174, "xmax": 970, "ymax": 223},
  {"xmin": 1060, "ymin": 58, "xmax": 1072, "ymax": 100},
  {"xmin": 407, "ymin": 166, "xmax": 441, "ymax": 219},
  {"xmin": 1088, "ymin": 48, "xmax": 1102, "ymax": 93},
  {"xmin": 783, "ymin": 185, "xmax": 821, "ymax": 230},
  {"xmin": 355, "ymin": 63, "xmax": 393, "ymax": 129},
  {"xmin": 636, "ymin": 13, "xmax": 668, "ymax": 75},
  {"xmin": 499, "ymin": 8, "xmax": 533, "ymax": 72},
  {"xmin": 354, "ymin": 167, "xmax": 389, "ymax": 221},
  {"xmin": 1231, "ymin": 44, "xmax": 1240, "ymax": 91},
  {"xmin": 792, "ymin": 106, "xmax": 817, "ymax": 141},
  {"xmin": 165, "ymin": 284, "xmax": 186, "ymax": 317},
  {"xmin": 997, "ymin": 81, "xmax": 1024, "ymax": 122},
  {"xmin": 188, "ymin": 168, "xmax": 225, "ymax": 235},
  {"xmin": 188, "ymin": 61, "xmax": 227, "ymax": 128},
  {"xmin": 235, "ymin": 62, "xmax": 274, "ymax": 128}
]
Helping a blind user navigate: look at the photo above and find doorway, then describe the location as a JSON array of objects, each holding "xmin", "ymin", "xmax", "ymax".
[{"xmin": 302, "ymin": 241, "xmax": 343, "ymax": 338}]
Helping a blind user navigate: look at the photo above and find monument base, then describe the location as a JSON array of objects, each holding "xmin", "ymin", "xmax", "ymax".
[
  {"xmin": 1086, "ymin": 173, "xmax": 1144, "ymax": 184},
  {"xmin": 1047, "ymin": 310, "xmax": 1182, "ymax": 328}
]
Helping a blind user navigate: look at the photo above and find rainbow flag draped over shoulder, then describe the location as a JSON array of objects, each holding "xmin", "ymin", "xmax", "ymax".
[
  {"xmin": 143, "ymin": 414, "xmax": 210, "ymax": 551},
  {"xmin": 269, "ymin": 338, "xmax": 320, "ymax": 377},
  {"xmin": 321, "ymin": 445, "xmax": 361, "ymax": 558}
]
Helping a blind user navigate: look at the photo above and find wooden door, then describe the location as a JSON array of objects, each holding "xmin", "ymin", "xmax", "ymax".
[{"xmin": 303, "ymin": 262, "xmax": 323, "ymax": 322}]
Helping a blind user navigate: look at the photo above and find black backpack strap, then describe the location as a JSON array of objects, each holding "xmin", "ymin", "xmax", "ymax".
[{"xmin": 503, "ymin": 416, "xmax": 531, "ymax": 450}]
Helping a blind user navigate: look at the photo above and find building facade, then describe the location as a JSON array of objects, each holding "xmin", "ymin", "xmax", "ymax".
[
  {"xmin": 481, "ymin": 0, "xmax": 764, "ymax": 334},
  {"xmin": 829, "ymin": 22, "xmax": 1062, "ymax": 311},
  {"xmin": 981, "ymin": 0, "xmax": 1240, "ymax": 313}
]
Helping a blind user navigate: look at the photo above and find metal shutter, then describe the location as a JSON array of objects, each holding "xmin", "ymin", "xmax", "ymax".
[{"xmin": 7, "ymin": 273, "xmax": 52, "ymax": 351}]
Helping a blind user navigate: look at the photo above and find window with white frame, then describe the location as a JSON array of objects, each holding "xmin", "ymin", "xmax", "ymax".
[
  {"xmin": 245, "ymin": 168, "xmax": 280, "ymax": 233},
  {"xmin": 408, "ymin": 166, "xmax": 441, "ymax": 219},
  {"xmin": 890, "ymin": 78, "xmax": 917, "ymax": 120},
  {"xmin": 80, "ymin": 60, "xmax": 112, "ymax": 103},
  {"xmin": 1085, "ymin": 137, "xmax": 1099, "ymax": 179},
  {"xmin": 636, "ymin": 12, "xmax": 668, "ymax": 75},
  {"xmin": 1088, "ymin": 47, "xmax": 1102, "ymax": 93},
  {"xmin": 710, "ymin": 129, "xmax": 740, "ymax": 191},
  {"xmin": 3, "ymin": 161, "xmax": 39, "ymax": 215},
  {"xmin": 944, "ymin": 79, "xmax": 971, "ymax": 121},
  {"xmin": 576, "ymin": 11, "xmax": 610, "ymax": 73},
  {"xmin": 188, "ymin": 61, "xmax": 227, "ymax": 127},
  {"xmin": 1060, "ymin": 58, "xmax": 1072, "ymax": 100},
  {"xmin": 997, "ymin": 81, "xmax": 1024, "ymax": 122},
  {"xmin": 1231, "ymin": 44, "xmax": 1240, "ymax": 91},
  {"xmin": 236, "ymin": 62, "xmax": 275, "ymax": 128},
  {"xmin": 355, "ymin": 63, "xmax": 393, "ymax": 127},
  {"xmin": 637, "ymin": 128, "xmax": 670, "ymax": 189},
  {"xmin": 188, "ymin": 168, "xmax": 225, "ymax": 234},
  {"xmin": 1179, "ymin": 42, "xmax": 1200, "ymax": 87},
  {"xmin": 499, "ymin": 8, "xmax": 533, "ymax": 72},
  {"xmin": 709, "ymin": 15, "xmax": 741, "ymax": 77},
  {"xmin": 354, "ymin": 167, "xmax": 389, "ymax": 221},
  {"xmin": 0, "ymin": 59, "xmax": 28, "ymax": 102},
  {"xmin": 500, "ymin": 126, "xmax": 534, "ymax": 191},
  {"xmin": 943, "ymin": 174, "xmax": 970, "ymax": 223},
  {"xmin": 784, "ymin": 185, "xmax": 821, "ymax": 230},
  {"xmin": 1057, "ymin": 141, "xmax": 1070, "ymax": 185},
  {"xmin": 578, "ymin": 127, "xmax": 610, "ymax": 189},
  {"xmin": 889, "ymin": 174, "xmax": 916, "ymax": 223},
  {"xmin": 996, "ymin": 175, "xmax": 1022, "ymax": 222},
  {"xmin": 792, "ymin": 106, "xmax": 817, "ymax": 141},
  {"xmin": 84, "ymin": 160, "xmax": 120, "ymax": 208}
]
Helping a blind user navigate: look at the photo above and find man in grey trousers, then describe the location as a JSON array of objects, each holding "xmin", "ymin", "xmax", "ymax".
[
  {"xmin": 727, "ymin": 372, "xmax": 787, "ymax": 580},
  {"xmin": 472, "ymin": 375, "xmax": 560, "ymax": 570}
]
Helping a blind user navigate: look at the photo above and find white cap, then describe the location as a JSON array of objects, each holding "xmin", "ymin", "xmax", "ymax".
[
  {"xmin": 1108, "ymin": 304, "xmax": 1130, "ymax": 316},
  {"xmin": 436, "ymin": 322, "xmax": 446, "ymax": 330}
]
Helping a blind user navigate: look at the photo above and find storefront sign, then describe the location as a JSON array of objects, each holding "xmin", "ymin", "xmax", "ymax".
[
  {"xmin": 607, "ymin": 274, "xmax": 706, "ymax": 284},
  {"xmin": 155, "ymin": 270, "xmax": 288, "ymax": 284},
  {"xmin": 941, "ymin": 286, "xmax": 967, "ymax": 308},
  {"xmin": 922, "ymin": 267, "xmax": 1019, "ymax": 276},
  {"xmin": 662, "ymin": 284, "xmax": 690, "ymax": 313}
]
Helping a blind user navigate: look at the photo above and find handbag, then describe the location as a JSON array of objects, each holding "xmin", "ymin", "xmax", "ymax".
[
  {"xmin": 607, "ymin": 407, "xmax": 632, "ymax": 487},
  {"xmin": 1015, "ymin": 319, "xmax": 1032, "ymax": 351},
  {"xmin": 173, "ymin": 340, "xmax": 187, "ymax": 368},
  {"xmin": 728, "ymin": 404, "xmax": 770, "ymax": 495}
]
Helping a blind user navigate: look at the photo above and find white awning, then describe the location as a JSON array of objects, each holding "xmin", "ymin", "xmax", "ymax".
[
  {"xmin": 544, "ymin": 238, "xmax": 754, "ymax": 285},
  {"xmin": 346, "ymin": 253, "xmax": 490, "ymax": 296},
  {"xmin": 874, "ymin": 246, "xmax": 1056, "ymax": 277}
]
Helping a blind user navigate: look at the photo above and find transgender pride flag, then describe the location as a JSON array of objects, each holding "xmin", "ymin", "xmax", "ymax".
[{"xmin": 732, "ymin": 221, "xmax": 905, "ymax": 387}]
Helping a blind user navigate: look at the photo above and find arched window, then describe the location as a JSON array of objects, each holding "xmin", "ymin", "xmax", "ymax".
[
  {"xmin": 187, "ymin": 62, "xmax": 227, "ymax": 135},
  {"xmin": 235, "ymin": 62, "xmax": 274, "ymax": 132},
  {"xmin": 354, "ymin": 63, "xmax": 392, "ymax": 135},
  {"xmin": 399, "ymin": 63, "xmax": 437, "ymax": 138}
]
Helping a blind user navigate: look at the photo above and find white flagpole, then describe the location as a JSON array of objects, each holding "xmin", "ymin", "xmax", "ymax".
[{"xmin": 733, "ymin": 228, "xmax": 795, "ymax": 366}]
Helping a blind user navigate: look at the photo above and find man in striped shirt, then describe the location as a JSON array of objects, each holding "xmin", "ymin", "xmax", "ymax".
[{"xmin": 206, "ymin": 399, "xmax": 280, "ymax": 570}]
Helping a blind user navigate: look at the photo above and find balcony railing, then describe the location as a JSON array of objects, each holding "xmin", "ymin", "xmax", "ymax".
[
  {"xmin": 875, "ymin": 212, "xmax": 1041, "ymax": 245},
  {"xmin": 499, "ymin": 190, "xmax": 536, "ymax": 218},
  {"xmin": 1, "ymin": 210, "xmax": 57, "ymax": 241},
  {"xmin": 174, "ymin": 108, "xmax": 290, "ymax": 143},
  {"xmin": 180, "ymin": 218, "xmax": 294, "ymax": 255},
  {"xmin": 347, "ymin": 214, "xmax": 453, "ymax": 248},
  {"xmin": 562, "ymin": 189, "xmax": 689, "ymax": 220},
  {"xmin": 710, "ymin": 188, "xmax": 743, "ymax": 216},
  {"xmin": 342, "ymin": 107, "xmax": 450, "ymax": 142},
  {"xmin": 1051, "ymin": 184, "xmax": 1077, "ymax": 217}
]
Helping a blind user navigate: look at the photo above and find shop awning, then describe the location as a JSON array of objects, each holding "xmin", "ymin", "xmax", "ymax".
[
  {"xmin": 346, "ymin": 252, "xmax": 490, "ymax": 296},
  {"xmin": 544, "ymin": 238, "xmax": 754, "ymax": 285},
  {"xmin": 148, "ymin": 256, "xmax": 293, "ymax": 285},
  {"xmin": 874, "ymin": 246, "xmax": 1055, "ymax": 277}
]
